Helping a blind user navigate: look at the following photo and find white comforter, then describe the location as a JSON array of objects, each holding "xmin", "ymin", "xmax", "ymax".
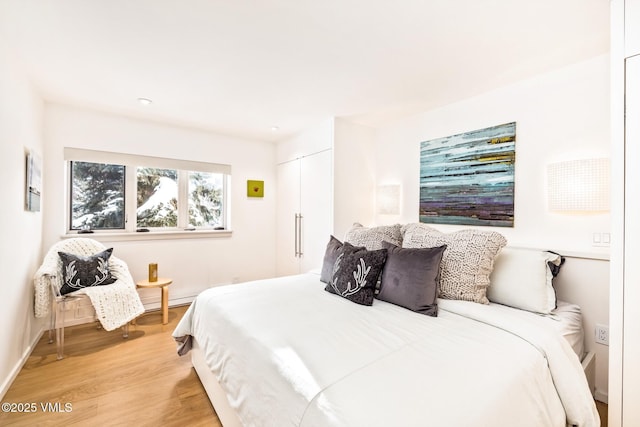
[{"xmin": 173, "ymin": 273, "xmax": 599, "ymax": 427}]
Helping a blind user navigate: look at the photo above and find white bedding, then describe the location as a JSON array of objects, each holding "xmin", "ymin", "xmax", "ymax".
[
  {"xmin": 173, "ymin": 273, "xmax": 599, "ymax": 427},
  {"xmin": 552, "ymin": 300, "xmax": 586, "ymax": 361}
]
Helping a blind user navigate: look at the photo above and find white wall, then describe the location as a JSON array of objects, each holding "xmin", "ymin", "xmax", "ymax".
[
  {"xmin": 43, "ymin": 104, "xmax": 277, "ymax": 307},
  {"xmin": 368, "ymin": 54, "xmax": 611, "ymax": 399},
  {"xmin": 333, "ymin": 118, "xmax": 376, "ymax": 239},
  {"xmin": 373, "ymin": 54, "xmax": 610, "ymax": 253},
  {"xmin": 609, "ymin": 0, "xmax": 626, "ymax": 423},
  {"xmin": 0, "ymin": 41, "xmax": 45, "ymax": 398},
  {"xmin": 276, "ymin": 118, "xmax": 334, "ymax": 164}
]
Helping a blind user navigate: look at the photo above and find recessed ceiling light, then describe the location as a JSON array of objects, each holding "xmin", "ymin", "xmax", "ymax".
[
  {"xmin": 271, "ymin": 126, "xmax": 280, "ymax": 132},
  {"xmin": 138, "ymin": 97, "xmax": 152, "ymax": 106}
]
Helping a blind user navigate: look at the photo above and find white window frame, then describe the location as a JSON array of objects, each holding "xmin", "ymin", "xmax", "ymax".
[{"xmin": 65, "ymin": 148, "xmax": 232, "ymax": 240}]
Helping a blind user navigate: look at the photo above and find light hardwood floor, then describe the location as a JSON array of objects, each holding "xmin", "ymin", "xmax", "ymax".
[
  {"xmin": 1, "ymin": 305, "xmax": 609, "ymax": 426},
  {"xmin": 0, "ymin": 305, "xmax": 221, "ymax": 427},
  {"xmin": 597, "ymin": 400, "xmax": 608, "ymax": 427}
]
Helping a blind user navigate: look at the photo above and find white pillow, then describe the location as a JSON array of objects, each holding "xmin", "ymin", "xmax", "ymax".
[{"xmin": 487, "ymin": 247, "xmax": 562, "ymax": 314}]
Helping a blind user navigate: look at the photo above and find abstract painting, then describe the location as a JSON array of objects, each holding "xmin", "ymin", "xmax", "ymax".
[
  {"xmin": 247, "ymin": 180, "xmax": 264, "ymax": 198},
  {"xmin": 419, "ymin": 122, "xmax": 515, "ymax": 227}
]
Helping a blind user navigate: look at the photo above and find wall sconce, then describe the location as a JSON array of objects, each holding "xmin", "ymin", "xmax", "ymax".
[
  {"xmin": 377, "ymin": 184, "xmax": 401, "ymax": 215},
  {"xmin": 547, "ymin": 158, "xmax": 610, "ymax": 213}
]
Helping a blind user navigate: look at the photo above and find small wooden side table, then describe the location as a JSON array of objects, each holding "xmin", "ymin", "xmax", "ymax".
[{"xmin": 136, "ymin": 277, "xmax": 173, "ymax": 324}]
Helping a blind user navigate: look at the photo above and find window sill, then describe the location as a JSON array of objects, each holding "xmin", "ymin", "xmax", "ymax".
[{"xmin": 62, "ymin": 229, "xmax": 233, "ymax": 242}]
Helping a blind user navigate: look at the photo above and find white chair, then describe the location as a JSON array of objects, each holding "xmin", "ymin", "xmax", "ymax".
[{"xmin": 34, "ymin": 238, "xmax": 145, "ymax": 359}]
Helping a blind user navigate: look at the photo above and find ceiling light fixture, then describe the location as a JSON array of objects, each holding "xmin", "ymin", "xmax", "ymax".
[
  {"xmin": 137, "ymin": 97, "xmax": 152, "ymax": 106},
  {"xmin": 271, "ymin": 126, "xmax": 280, "ymax": 132}
]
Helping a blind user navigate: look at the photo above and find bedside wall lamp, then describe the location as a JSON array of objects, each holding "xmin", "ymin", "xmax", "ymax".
[
  {"xmin": 547, "ymin": 158, "xmax": 610, "ymax": 213},
  {"xmin": 377, "ymin": 184, "xmax": 401, "ymax": 215}
]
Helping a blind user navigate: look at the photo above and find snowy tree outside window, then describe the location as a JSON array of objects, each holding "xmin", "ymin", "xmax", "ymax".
[
  {"xmin": 188, "ymin": 171, "xmax": 224, "ymax": 227},
  {"xmin": 69, "ymin": 158, "xmax": 228, "ymax": 232},
  {"xmin": 71, "ymin": 161, "xmax": 125, "ymax": 229},
  {"xmin": 137, "ymin": 167, "xmax": 178, "ymax": 228}
]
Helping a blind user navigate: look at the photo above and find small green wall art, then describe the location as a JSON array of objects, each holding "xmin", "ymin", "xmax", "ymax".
[
  {"xmin": 247, "ymin": 180, "xmax": 264, "ymax": 198},
  {"xmin": 419, "ymin": 122, "xmax": 516, "ymax": 227}
]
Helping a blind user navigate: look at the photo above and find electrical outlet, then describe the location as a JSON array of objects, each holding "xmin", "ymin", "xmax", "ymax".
[{"xmin": 595, "ymin": 324, "xmax": 609, "ymax": 346}]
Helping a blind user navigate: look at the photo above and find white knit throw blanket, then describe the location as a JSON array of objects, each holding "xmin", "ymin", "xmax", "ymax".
[{"xmin": 34, "ymin": 238, "xmax": 145, "ymax": 331}]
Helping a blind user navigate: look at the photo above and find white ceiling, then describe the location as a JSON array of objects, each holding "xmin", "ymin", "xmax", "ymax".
[{"xmin": 0, "ymin": 0, "xmax": 610, "ymax": 142}]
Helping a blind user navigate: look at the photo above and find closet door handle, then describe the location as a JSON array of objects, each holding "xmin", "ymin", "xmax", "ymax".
[
  {"xmin": 298, "ymin": 214, "xmax": 304, "ymax": 257},
  {"xmin": 294, "ymin": 213, "xmax": 297, "ymax": 257},
  {"xmin": 294, "ymin": 213, "xmax": 299, "ymax": 257}
]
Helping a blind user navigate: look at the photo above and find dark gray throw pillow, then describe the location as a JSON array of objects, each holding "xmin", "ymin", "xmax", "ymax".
[
  {"xmin": 377, "ymin": 242, "xmax": 446, "ymax": 317},
  {"xmin": 58, "ymin": 248, "xmax": 117, "ymax": 295},
  {"xmin": 325, "ymin": 246, "xmax": 387, "ymax": 306},
  {"xmin": 320, "ymin": 236, "xmax": 364, "ymax": 284}
]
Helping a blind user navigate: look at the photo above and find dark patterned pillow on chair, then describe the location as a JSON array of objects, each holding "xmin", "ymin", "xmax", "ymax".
[
  {"xmin": 325, "ymin": 246, "xmax": 387, "ymax": 306},
  {"xmin": 58, "ymin": 248, "xmax": 117, "ymax": 295}
]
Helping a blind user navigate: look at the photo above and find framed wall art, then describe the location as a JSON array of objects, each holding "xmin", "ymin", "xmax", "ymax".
[
  {"xmin": 419, "ymin": 122, "xmax": 516, "ymax": 227},
  {"xmin": 247, "ymin": 180, "xmax": 264, "ymax": 198},
  {"xmin": 26, "ymin": 149, "xmax": 42, "ymax": 212}
]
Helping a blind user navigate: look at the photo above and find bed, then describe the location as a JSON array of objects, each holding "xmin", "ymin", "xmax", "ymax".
[{"xmin": 173, "ymin": 224, "xmax": 600, "ymax": 427}]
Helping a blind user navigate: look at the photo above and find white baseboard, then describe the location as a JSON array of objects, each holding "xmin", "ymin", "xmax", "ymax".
[
  {"xmin": 595, "ymin": 389, "xmax": 608, "ymax": 404},
  {"xmin": 0, "ymin": 327, "xmax": 45, "ymax": 401}
]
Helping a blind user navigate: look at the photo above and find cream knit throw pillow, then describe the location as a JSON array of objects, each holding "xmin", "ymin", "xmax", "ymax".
[
  {"xmin": 344, "ymin": 223, "xmax": 402, "ymax": 250},
  {"xmin": 401, "ymin": 223, "xmax": 507, "ymax": 304}
]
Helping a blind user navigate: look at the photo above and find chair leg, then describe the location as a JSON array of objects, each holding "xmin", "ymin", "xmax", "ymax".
[
  {"xmin": 56, "ymin": 299, "xmax": 66, "ymax": 360},
  {"xmin": 122, "ymin": 323, "xmax": 129, "ymax": 339},
  {"xmin": 56, "ymin": 326, "xmax": 64, "ymax": 360},
  {"xmin": 48, "ymin": 299, "xmax": 55, "ymax": 344}
]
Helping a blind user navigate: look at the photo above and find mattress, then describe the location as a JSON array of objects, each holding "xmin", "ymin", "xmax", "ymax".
[{"xmin": 173, "ymin": 273, "xmax": 599, "ymax": 427}]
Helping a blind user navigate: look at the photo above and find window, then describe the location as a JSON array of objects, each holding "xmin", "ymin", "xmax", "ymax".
[
  {"xmin": 66, "ymin": 148, "xmax": 230, "ymax": 233},
  {"xmin": 71, "ymin": 161, "xmax": 125, "ymax": 229},
  {"xmin": 188, "ymin": 171, "xmax": 224, "ymax": 227},
  {"xmin": 136, "ymin": 167, "xmax": 178, "ymax": 228}
]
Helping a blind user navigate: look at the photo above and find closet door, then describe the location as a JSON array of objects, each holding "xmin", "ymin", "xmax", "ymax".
[
  {"xmin": 624, "ymin": 53, "xmax": 640, "ymax": 424},
  {"xmin": 276, "ymin": 159, "xmax": 301, "ymax": 276},
  {"xmin": 626, "ymin": 0, "xmax": 640, "ymax": 57},
  {"xmin": 299, "ymin": 149, "xmax": 333, "ymax": 273}
]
